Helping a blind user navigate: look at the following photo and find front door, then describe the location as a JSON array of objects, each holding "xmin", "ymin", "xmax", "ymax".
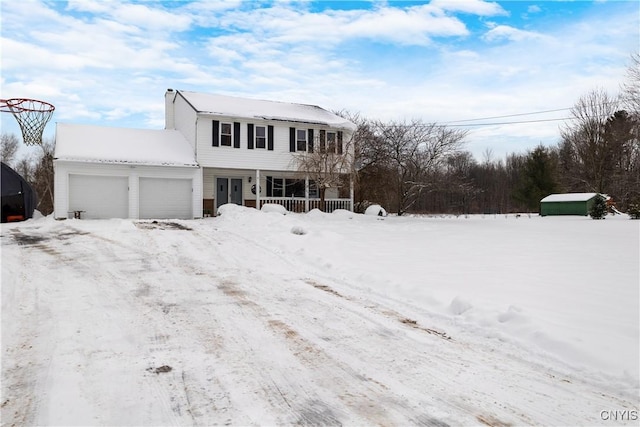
[
  {"xmin": 216, "ymin": 178, "xmax": 243, "ymax": 209},
  {"xmin": 216, "ymin": 178, "xmax": 228, "ymax": 208},
  {"xmin": 230, "ymin": 178, "xmax": 243, "ymax": 205}
]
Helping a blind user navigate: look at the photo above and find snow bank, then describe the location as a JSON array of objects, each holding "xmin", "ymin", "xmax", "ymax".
[
  {"xmin": 261, "ymin": 204, "xmax": 288, "ymax": 215},
  {"xmin": 332, "ymin": 209, "xmax": 355, "ymax": 219}
]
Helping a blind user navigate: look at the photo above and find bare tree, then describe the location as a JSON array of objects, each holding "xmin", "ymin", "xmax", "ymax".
[
  {"xmin": 560, "ymin": 88, "xmax": 620, "ymax": 192},
  {"xmin": 371, "ymin": 119, "xmax": 466, "ymax": 215},
  {"xmin": 31, "ymin": 138, "xmax": 55, "ymax": 215},
  {"xmin": 293, "ymin": 130, "xmax": 355, "ymax": 211},
  {"xmin": 621, "ymin": 52, "xmax": 640, "ymax": 114},
  {"xmin": 2, "ymin": 135, "xmax": 56, "ymax": 215},
  {"xmin": 1, "ymin": 133, "xmax": 20, "ymax": 165}
]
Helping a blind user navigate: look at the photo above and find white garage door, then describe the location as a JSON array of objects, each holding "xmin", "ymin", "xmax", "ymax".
[
  {"xmin": 69, "ymin": 174, "xmax": 129, "ymax": 219},
  {"xmin": 139, "ymin": 178, "xmax": 192, "ymax": 219}
]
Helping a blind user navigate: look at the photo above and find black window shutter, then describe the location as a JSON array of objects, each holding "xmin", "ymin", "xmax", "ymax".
[
  {"xmin": 337, "ymin": 131, "xmax": 343, "ymax": 154},
  {"xmin": 308, "ymin": 129, "xmax": 314, "ymax": 153},
  {"xmin": 247, "ymin": 123, "xmax": 254, "ymax": 149},
  {"xmin": 266, "ymin": 176, "xmax": 273, "ymax": 197},
  {"xmin": 319, "ymin": 130, "xmax": 326, "ymax": 152},
  {"xmin": 212, "ymin": 120, "xmax": 219, "ymax": 146},
  {"xmin": 289, "ymin": 127, "xmax": 296, "ymax": 152},
  {"xmin": 267, "ymin": 125, "xmax": 274, "ymax": 151},
  {"xmin": 233, "ymin": 122, "xmax": 241, "ymax": 148}
]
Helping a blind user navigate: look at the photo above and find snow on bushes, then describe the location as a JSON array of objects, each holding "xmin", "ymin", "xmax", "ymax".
[{"xmin": 364, "ymin": 204, "xmax": 387, "ymax": 217}]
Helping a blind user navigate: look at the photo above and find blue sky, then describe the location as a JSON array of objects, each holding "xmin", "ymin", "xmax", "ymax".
[{"xmin": 1, "ymin": 0, "xmax": 638, "ymax": 160}]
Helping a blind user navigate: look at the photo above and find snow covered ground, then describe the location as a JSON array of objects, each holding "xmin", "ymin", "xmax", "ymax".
[{"xmin": 1, "ymin": 207, "xmax": 638, "ymax": 426}]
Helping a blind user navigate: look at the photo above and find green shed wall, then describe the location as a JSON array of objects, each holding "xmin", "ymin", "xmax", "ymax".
[{"xmin": 540, "ymin": 199, "xmax": 595, "ymax": 216}]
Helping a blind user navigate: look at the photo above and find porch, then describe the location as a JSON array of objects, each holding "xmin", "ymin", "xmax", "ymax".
[
  {"xmin": 257, "ymin": 197, "xmax": 352, "ymax": 213},
  {"xmin": 203, "ymin": 167, "xmax": 354, "ymax": 215}
]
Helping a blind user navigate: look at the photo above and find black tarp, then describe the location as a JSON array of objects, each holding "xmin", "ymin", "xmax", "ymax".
[{"xmin": 1, "ymin": 162, "xmax": 37, "ymax": 222}]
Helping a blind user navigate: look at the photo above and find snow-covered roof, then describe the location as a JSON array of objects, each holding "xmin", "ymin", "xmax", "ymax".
[
  {"xmin": 55, "ymin": 123, "xmax": 198, "ymax": 167},
  {"xmin": 176, "ymin": 90, "xmax": 357, "ymax": 131},
  {"xmin": 540, "ymin": 193, "xmax": 599, "ymax": 203}
]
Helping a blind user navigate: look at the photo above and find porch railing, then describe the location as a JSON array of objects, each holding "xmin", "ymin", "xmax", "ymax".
[{"xmin": 258, "ymin": 197, "xmax": 352, "ymax": 213}]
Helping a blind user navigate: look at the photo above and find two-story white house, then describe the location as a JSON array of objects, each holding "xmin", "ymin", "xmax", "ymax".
[{"xmin": 53, "ymin": 90, "xmax": 356, "ymax": 219}]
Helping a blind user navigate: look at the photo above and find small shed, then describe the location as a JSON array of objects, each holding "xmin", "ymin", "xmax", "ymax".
[
  {"xmin": 1, "ymin": 162, "xmax": 38, "ymax": 222},
  {"xmin": 540, "ymin": 193, "xmax": 599, "ymax": 216}
]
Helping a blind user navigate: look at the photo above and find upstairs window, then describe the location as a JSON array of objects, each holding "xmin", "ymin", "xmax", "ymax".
[
  {"xmin": 248, "ymin": 124, "xmax": 273, "ymax": 150},
  {"xmin": 327, "ymin": 131, "xmax": 336, "ymax": 153},
  {"xmin": 256, "ymin": 126, "xmax": 266, "ymax": 149},
  {"xmin": 220, "ymin": 123, "xmax": 232, "ymax": 146},
  {"xmin": 213, "ymin": 120, "xmax": 240, "ymax": 148},
  {"xmin": 290, "ymin": 128, "xmax": 314, "ymax": 152},
  {"xmin": 296, "ymin": 129, "xmax": 307, "ymax": 152},
  {"xmin": 319, "ymin": 130, "xmax": 343, "ymax": 154}
]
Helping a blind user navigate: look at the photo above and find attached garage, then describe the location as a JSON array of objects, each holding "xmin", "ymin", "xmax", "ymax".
[
  {"xmin": 69, "ymin": 174, "xmax": 128, "ymax": 219},
  {"xmin": 540, "ymin": 193, "xmax": 599, "ymax": 216},
  {"xmin": 54, "ymin": 123, "xmax": 202, "ymax": 220},
  {"xmin": 139, "ymin": 178, "xmax": 192, "ymax": 219}
]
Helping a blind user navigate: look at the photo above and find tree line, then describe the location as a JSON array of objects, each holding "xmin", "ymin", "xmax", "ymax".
[{"xmin": 346, "ymin": 53, "xmax": 640, "ymax": 215}]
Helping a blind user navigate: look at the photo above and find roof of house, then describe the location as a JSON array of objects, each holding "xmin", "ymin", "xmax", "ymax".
[
  {"xmin": 540, "ymin": 193, "xmax": 599, "ymax": 203},
  {"xmin": 175, "ymin": 90, "xmax": 357, "ymax": 131},
  {"xmin": 54, "ymin": 123, "xmax": 197, "ymax": 167}
]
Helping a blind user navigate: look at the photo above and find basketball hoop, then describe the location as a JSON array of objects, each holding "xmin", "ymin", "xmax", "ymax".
[{"xmin": 0, "ymin": 98, "xmax": 55, "ymax": 146}]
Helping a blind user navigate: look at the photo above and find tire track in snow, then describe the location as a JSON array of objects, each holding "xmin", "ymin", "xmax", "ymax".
[
  {"xmin": 5, "ymin": 223, "xmax": 197, "ymax": 425},
  {"xmin": 5, "ymin": 220, "xmax": 635, "ymax": 426},
  {"xmin": 196, "ymin": 224, "xmax": 637, "ymax": 426},
  {"xmin": 182, "ymin": 226, "xmax": 503, "ymax": 425}
]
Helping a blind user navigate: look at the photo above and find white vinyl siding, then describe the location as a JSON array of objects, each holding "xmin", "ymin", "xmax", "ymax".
[
  {"xmin": 139, "ymin": 178, "xmax": 192, "ymax": 219},
  {"xmin": 171, "ymin": 93, "xmax": 198, "ymax": 151},
  {"xmin": 69, "ymin": 174, "xmax": 128, "ymax": 219},
  {"xmin": 197, "ymin": 118, "xmax": 351, "ymax": 171}
]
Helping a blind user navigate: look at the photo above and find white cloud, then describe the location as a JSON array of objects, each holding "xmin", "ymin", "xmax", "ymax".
[
  {"xmin": 198, "ymin": 3, "xmax": 473, "ymax": 47},
  {"xmin": 67, "ymin": 0, "xmax": 192, "ymax": 32},
  {"xmin": 527, "ymin": 5, "xmax": 542, "ymax": 14},
  {"xmin": 483, "ymin": 24, "xmax": 550, "ymax": 42},
  {"xmin": 429, "ymin": 0, "xmax": 507, "ymax": 16},
  {"xmin": 342, "ymin": 4, "xmax": 469, "ymax": 44}
]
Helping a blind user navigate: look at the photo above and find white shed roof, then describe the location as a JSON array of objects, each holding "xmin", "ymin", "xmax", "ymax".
[
  {"xmin": 55, "ymin": 123, "xmax": 197, "ymax": 167},
  {"xmin": 176, "ymin": 90, "xmax": 357, "ymax": 131},
  {"xmin": 540, "ymin": 193, "xmax": 598, "ymax": 202}
]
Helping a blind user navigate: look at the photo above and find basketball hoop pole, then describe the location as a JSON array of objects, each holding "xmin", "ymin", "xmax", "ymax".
[{"xmin": 0, "ymin": 98, "xmax": 55, "ymax": 146}]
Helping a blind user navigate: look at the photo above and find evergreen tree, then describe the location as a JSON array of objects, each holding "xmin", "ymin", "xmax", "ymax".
[
  {"xmin": 513, "ymin": 145, "xmax": 558, "ymax": 212},
  {"xmin": 589, "ymin": 194, "xmax": 607, "ymax": 219}
]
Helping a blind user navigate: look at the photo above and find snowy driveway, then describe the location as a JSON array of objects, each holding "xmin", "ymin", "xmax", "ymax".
[{"xmin": 2, "ymin": 210, "xmax": 638, "ymax": 426}]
